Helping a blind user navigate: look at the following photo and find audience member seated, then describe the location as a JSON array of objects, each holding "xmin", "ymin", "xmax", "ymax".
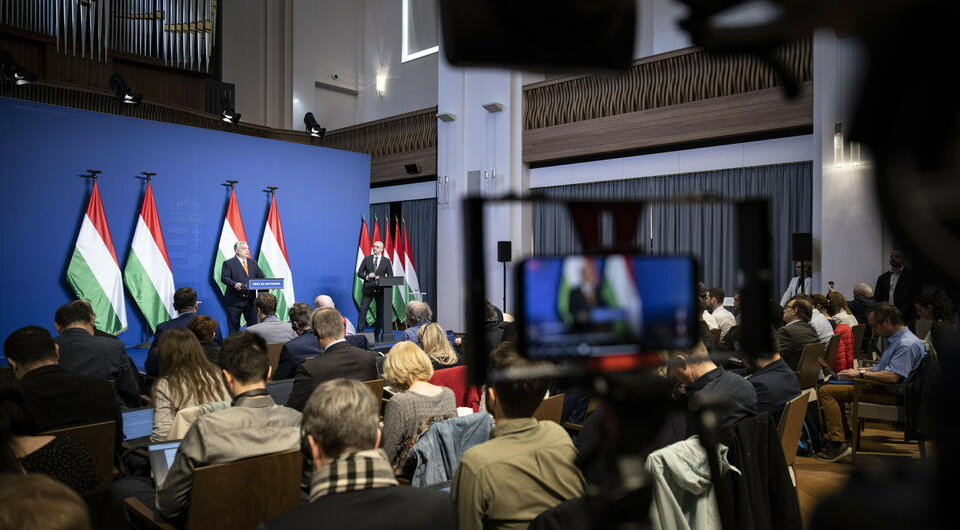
[
  {"xmin": 381, "ymin": 342, "xmax": 456, "ymax": 474},
  {"xmin": 150, "ymin": 329, "xmax": 229, "ymax": 442},
  {"xmin": 706, "ymin": 288, "xmax": 736, "ymax": 341},
  {"xmin": 0, "ymin": 474, "xmax": 93, "ymax": 530},
  {"xmin": 827, "ymin": 291, "xmax": 859, "ymax": 327},
  {"xmin": 4, "ymin": 326, "xmax": 122, "ymax": 453},
  {"xmin": 286, "ymin": 308, "xmax": 379, "ymax": 411},
  {"xmin": 795, "ymin": 294, "xmax": 834, "ymax": 342},
  {"xmin": 1, "ymin": 383, "xmax": 101, "ymax": 494},
  {"xmin": 246, "ymin": 293, "xmax": 297, "ymax": 344},
  {"xmin": 816, "ymin": 303, "xmax": 926, "ymax": 462},
  {"xmin": 275, "ymin": 302, "xmax": 322, "ymax": 380},
  {"xmin": 483, "ymin": 300, "xmax": 506, "ymax": 351},
  {"xmin": 823, "ymin": 298, "xmax": 855, "ymax": 373},
  {"xmin": 696, "ymin": 298, "xmax": 714, "ymax": 351},
  {"xmin": 52, "ymin": 300, "xmax": 139, "ymax": 405},
  {"xmin": 314, "ymin": 294, "xmax": 356, "ymax": 335},
  {"xmin": 146, "ymin": 287, "xmax": 222, "ymax": 377},
  {"xmin": 404, "ymin": 301, "xmax": 434, "ymax": 344},
  {"xmin": 261, "ymin": 379, "xmax": 456, "ymax": 530},
  {"xmin": 187, "ymin": 315, "xmax": 222, "ymax": 365},
  {"xmin": 776, "ymin": 297, "xmax": 820, "ymax": 369},
  {"xmin": 112, "ymin": 331, "xmax": 302, "ymax": 520},
  {"xmin": 741, "ymin": 333, "xmax": 800, "ymax": 421},
  {"xmin": 453, "ymin": 349, "xmax": 585, "ymax": 530},
  {"xmin": 849, "ymin": 283, "xmax": 876, "ymax": 330},
  {"xmin": 667, "ymin": 341, "xmax": 758, "ymax": 434},
  {"xmin": 914, "ymin": 291, "xmax": 956, "ymax": 346},
  {"xmin": 698, "ymin": 283, "xmax": 718, "ymax": 331},
  {"xmin": 812, "ymin": 294, "xmax": 837, "ymax": 330},
  {"xmin": 419, "ymin": 322, "xmax": 463, "ymax": 371}
]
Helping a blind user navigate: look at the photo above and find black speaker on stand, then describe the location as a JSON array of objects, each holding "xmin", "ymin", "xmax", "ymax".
[
  {"xmin": 497, "ymin": 241, "xmax": 512, "ymax": 312},
  {"xmin": 792, "ymin": 233, "xmax": 812, "ymax": 293}
]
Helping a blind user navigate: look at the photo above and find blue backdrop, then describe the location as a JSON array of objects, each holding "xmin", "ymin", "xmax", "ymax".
[{"xmin": 0, "ymin": 97, "xmax": 370, "ymax": 360}]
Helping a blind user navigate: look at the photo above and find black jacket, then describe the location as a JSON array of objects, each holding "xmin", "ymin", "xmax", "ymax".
[
  {"xmin": 875, "ymin": 268, "xmax": 922, "ymax": 322},
  {"xmin": 286, "ymin": 341, "xmax": 379, "ymax": 411},
  {"xmin": 745, "ymin": 359, "xmax": 801, "ymax": 421},
  {"xmin": 275, "ymin": 332, "xmax": 322, "ymax": 380},
  {"xmin": 356, "ymin": 254, "xmax": 393, "ymax": 295},
  {"xmin": 776, "ymin": 322, "xmax": 819, "ymax": 370},
  {"xmin": 259, "ymin": 485, "xmax": 456, "ymax": 530},
  {"xmin": 221, "ymin": 256, "xmax": 264, "ymax": 306},
  {"xmin": 54, "ymin": 328, "xmax": 138, "ymax": 402},
  {"xmin": 18, "ymin": 364, "xmax": 123, "ymax": 453},
  {"xmin": 848, "ymin": 297, "xmax": 876, "ymax": 331},
  {"xmin": 146, "ymin": 311, "xmax": 224, "ymax": 377}
]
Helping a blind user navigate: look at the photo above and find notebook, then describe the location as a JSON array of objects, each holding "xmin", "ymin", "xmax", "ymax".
[{"xmin": 148, "ymin": 441, "xmax": 182, "ymax": 488}]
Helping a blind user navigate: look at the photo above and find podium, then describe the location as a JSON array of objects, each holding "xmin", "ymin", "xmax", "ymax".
[
  {"xmin": 376, "ymin": 276, "xmax": 405, "ymax": 335},
  {"xmin": 247, "ymin": 279, "xmax": 285, "ymax": 312}
]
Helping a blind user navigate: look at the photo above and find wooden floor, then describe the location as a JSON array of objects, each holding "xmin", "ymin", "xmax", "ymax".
[{"xmin": 794, "ymin": 423, "xmax": 924, "ymax": 528}]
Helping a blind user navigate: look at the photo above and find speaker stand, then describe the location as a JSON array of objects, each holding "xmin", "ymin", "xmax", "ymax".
[{"xmin": 502, "ymin": 261, "xmax": 507, "ymax": 313}]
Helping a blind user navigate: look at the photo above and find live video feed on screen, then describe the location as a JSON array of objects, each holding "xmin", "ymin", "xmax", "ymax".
[{"xmin": 520, "ymin": 255, "xmax": 696, "ymax": 357}]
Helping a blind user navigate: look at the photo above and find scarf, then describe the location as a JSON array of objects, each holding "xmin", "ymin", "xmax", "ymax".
[{"xmin": 309, "ymin": 449, "xmax": 398, "ymax": 501}]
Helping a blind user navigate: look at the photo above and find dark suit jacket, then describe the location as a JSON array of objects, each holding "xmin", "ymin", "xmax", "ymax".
[
  {"xmin": 54, "ymin": 328, "xmax": 139, "ymax": 402},
  {"xmin": 275, "ymin": 332, "xmax": 323, "ymax": 380},
  {"xmin": 776, "ymin": 321, "xmax": 820, "ymax": 370},
  {"xmin": 875, "ymin": 268, "xmax": 922, "ymax": 320},
  {"xmin": 18, "ymin": 364, "xmax": 124, "ymax": 452},
  {"xmin": 146, "ymin": 311, "xmax": 224, "ymax": 376},
  {"xmin": 848, "ymin": 297, "xmax": 876, "ymax": 330},
  {"xmin": 221, "ymin": 256, "xmax": 264, "ymax": 306},
  {"xmin": 286, "ymin": 341, "xmax": 379, "ymax": 411},
  {"xmin": 260, "ymin": 484, "xmax": 456, "ymax": 530},
  {"xmin": 356, "ymin": 254, "xmax": 393, "ymax": 295},
  {"xmin": 745, "ymin": 358, "xmax": 801, "ymax": 420}
]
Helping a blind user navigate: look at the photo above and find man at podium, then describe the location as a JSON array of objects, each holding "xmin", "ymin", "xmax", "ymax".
[
  {"xmin": 221, "ymin": 241, "xmax": 264, "ymax": 333},
  {"xmin": 356, "ymin": 240, "xmax": 392, "ymax": 339}
]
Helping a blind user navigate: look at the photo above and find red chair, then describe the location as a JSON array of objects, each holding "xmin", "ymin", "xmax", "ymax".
[{"xmin": 430, "ymin": 366, "xmax": 482, "ymax": 412}]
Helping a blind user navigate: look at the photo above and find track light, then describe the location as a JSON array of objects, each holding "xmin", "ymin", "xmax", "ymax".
[
  {"xmin": 304, "ymin": 112, "xmax": 326, "ymax": 138},
  {"xmin": 220, "ymin": 96, "xmax": 241, "ymax": 125},
  {"xmin": 109, "ymin": 73, "xmax": 142, "ymax": 104},
  {"xmin": 0, "ymin": 50, "xmax": 37, "ymax": 86}
]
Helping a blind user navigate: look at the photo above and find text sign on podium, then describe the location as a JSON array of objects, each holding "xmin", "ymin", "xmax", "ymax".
[{"xmin": 248, "ymin": 278, "xmax": 284, "ymax": 290}]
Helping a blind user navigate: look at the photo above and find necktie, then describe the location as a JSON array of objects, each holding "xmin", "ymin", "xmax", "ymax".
[
  {"xmin": 241, "ymin": 259, "xmax": 249, "ymax": 275},
  {"xmin": 374, "ymin": 256, "xmax": 379, "ymax": 271}
]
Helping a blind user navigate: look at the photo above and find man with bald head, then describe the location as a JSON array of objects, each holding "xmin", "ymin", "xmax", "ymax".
[
  {"xmin": 356, "ymin": 241, "xmax": 393, "ymax": 340},
  {"xmin": 314, "ymin": 294, "xmax": 357, "ymax": 336},
  {"xmin": 221, "ymin": 241, "xmax": 265, "ymax": 333},
  {"xmin": 849, "ymin": 283, "xmax": 876, "ymax": 331}
]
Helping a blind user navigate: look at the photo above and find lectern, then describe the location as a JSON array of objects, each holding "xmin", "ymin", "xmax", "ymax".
[{"xmin": 376, "ymin": 276, "xmax": 405, "ymax": 336}]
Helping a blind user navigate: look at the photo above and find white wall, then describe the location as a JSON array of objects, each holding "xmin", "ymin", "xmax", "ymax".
[{"xmin": 370, "ymin": 181, "xmax": 436, "ymax": 203}]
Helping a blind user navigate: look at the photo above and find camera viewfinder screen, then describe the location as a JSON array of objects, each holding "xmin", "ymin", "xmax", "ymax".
[{"xmin": 520, "ymin": 255, "xmax": 696, "ymax": 357}]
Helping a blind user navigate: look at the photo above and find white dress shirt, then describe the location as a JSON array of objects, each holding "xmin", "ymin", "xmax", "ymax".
[
  {"xmin": 702, "ymin": 310, "xmax": 718, "ymax": 330},
  {"xmin": 810, "ymin": 310, "xmax": 834, "ymax": 343},
  {"xmin": 710, "ymin": 306, "xmax": 737, "ymax": 340}
]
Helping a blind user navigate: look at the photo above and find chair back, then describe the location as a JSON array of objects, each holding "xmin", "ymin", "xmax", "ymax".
[
  {"xmin": 710, "ymin": 328, "xmax": 722, "ymax": 351},
  {"xmin": 266, "ymin": 343, "xmax": 283, "ymax": 380},
  {"xmin": 796, "ymin": 342, "xmax": 826, "ymax": 389},
  {"xmin": 824, "ymin": 334, "xmax": 840, "ymax": 370},
  {"xmin": 777, "ymin": 390, "xmax": 811, "ymax": 467},
  {"xmin": 430, "ymin": 366, "xmax": 468, "ymax": 405},
  {"xmin": 42, "ymin": 420, "xmax": 116, "ymax": 485},
  {"xmin": 533, "ymin": 394, "xmax": 564, "ymax": 423},
  {"xmin": 185, "ymin": 449, "xmax": 302, "ymax": 530},
  {"xmin": 851, "ymin": 324, "xmax": 866, "ymax": 362},
  {"xmin": 363, "ymin": 379, "xmax": 385, "ymax": 402}
]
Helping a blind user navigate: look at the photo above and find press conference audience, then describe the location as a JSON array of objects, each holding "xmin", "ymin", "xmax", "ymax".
[
  {"xmin": 246, "ymin": 292, "xmax": 298, "ymax": 344},
  {"xmin": 52, "ymin": 300, "xmax": 139, "ymax": 404},
  {"xmin": 314, "ymin": 294, "xmax": 357, "ymax": 335},
  {"xmin": 705, "ymin": 287, "xmax": 736, "ymax": 341},
  {"xmin": 849, "ymin": 283, "xmax": 877, "ymax": 329},
  {"xmin": 667, "ymin": 341, "xmax": 758, "ymax": 433},
  {"xmin": 0, "ymin": 474, "xmax": 93, "ymax": 530},
  {"xmin": 419, "ymin": 322, "xmax": 463, "ymax": 370},
  {"xmin": 260, "ymin": 378, "xmax": 457, "ymax": 530},
  {"xmin": 914, "ymin": 291, "xmax": 955, "ymax": 341},
  {"xmin": 146, "ymin": 287, "xmax": 222, "ymax": 377},
  {"xmin": 150, "ymin": 328, "xmax": 229, "ymax": 442},
  {"xmin": 794, "ymin": 294, "xmax": 834, "ymax": 342},
  {"xmin": 776, "ymin": 297, "xmax": 820, "ymax": 369},
  {"xmin": 381, "ymin": 341, "xmax": 456, "ymax": 474},
  {"xmin": 275, "ymin": 302, "xmax": 322, "ymax": 380},
  {"xmin": 404, "ymin": 301, "xmax": 434, "ymax": 344},
  {"xmin": 741, "ymin": 333, "xmax": 801, "ymax": 421},
  {"xmin": 187, "ymin": 315, "xmax": 221, "ymax": 365},
  {"xmin": 4, "ymin": 326, "xmax": 123, "ymax": 454},
  {"xmin": 822, "ymin": 296, "xmax": 855, "ymax": 372},
  {"xmin": 827, "ymin": 291, "xmax": 859, "ymax": 328}
]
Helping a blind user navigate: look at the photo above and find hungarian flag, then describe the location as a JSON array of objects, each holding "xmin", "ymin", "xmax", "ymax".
[
  {"xmin": 391, "ymin": 218, "xmax": 407, "ymax": 322},
  {"xmin": 123, "ymin": 182, "xmax": 175, "ymax": 332},
  {"xmin": 383, "ymin": 218, "xmax": 394, "ymax": 270},
  {"xmin": 402, "ymin": 220, "xmax": 420, "ymax": 303},
  {"xmin": 353, "ymin": 217, "xmax": 374, "ymax": 326},
  {"xmin": 66, "ymin": 181, "xmax": 128, "ymax": 335},
  {"xmin": 213, "ymin": 189, "xmax": 248, "ymax": 296},
  {"xmin": 371, "ymin": 216, "xmax": 381, "ymax": 247},
  {"xmin": 600, "ymin": 255, "xmax": 643, "ymax": 340},
  {"xmin": 257, "ymin": 195, "xmax": 296, "ymax": 321}
]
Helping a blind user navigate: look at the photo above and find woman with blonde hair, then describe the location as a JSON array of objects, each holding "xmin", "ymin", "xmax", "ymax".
[
  {"xmin": 150, "ymin": 328, "xmax": 229, "ymax": 441},
  {"xmin": 381, "ymin": 341, "xmax": 456, "ymax": 474},
  {"xmin": 417, "ymin": 322, "xmax": 461, "ymax": 370}
]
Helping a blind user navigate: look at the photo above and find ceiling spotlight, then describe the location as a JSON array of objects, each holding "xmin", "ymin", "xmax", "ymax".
[
  {"xmin": 220, "ymin": 96, "xmax": 241, "ymax": 125},
  {"xmin": 304, "ymin": 112, "xmax": 326, "ymax": 138},
  {"xmin": 0, "ymin": 50, "xmax": 37, "ymax": 86},
  {"xmin": 109, "ymin": 73, "xmax": 142, "ymax": 104}
]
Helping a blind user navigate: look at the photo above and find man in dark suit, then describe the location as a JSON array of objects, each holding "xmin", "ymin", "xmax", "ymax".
[
  {"xmin": 5, "ymin": 325, "xmax": 123, "ymax": 453},
  {"xmin": 145, "ymin": 286, "xmax": 223, "ymax": 377},
  {"xmin": 776, "ymin": 297, "xmax": 820, "ymax": 370},
  {"xmin": 287, "ymin": 307, "xmax": 379, "ymax": 411},
  {"xmin": 742, "ymin": 334, "xmax": 801, "ymax": 422},
  {"xmin": 263, "ymin": 379, "xmax": 456, "ymax": 530},
  {"xmin": 275, "ymin": 302, "xmax": 321, "ymax": 380},
  {"xmin": 53, "ymin": 300, "xmax": 139, "ymax": 405},
  {"xmin": 874, "ymin": 250, "xmax": 922, "ymax": 327},
  {"xmin": 221, "ymin": 240, "xmax": 264, "ymax": 333},
  {"xmin": 356, "ymin": 240, "xmax": 393, "ymax": 339}
]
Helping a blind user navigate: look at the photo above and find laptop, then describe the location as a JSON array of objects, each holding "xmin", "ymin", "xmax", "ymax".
[
  {"xmin": 147, "ymin": 441, "xmax": 181, "ymax": 488},
  {"xmin": 122, "ymin": 408, "xmax": 154, "ymax": 442},
  {"xmin": 267, "ymin": 378, "xmax": 294, "ymax": 405}
]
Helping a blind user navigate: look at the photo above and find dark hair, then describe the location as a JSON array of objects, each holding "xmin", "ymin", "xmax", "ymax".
[
  {"xmin": 827, "ymin": 291, "xmax": 852, "ymax": 316},
  {"xmin": 288, "ymin": 303, "xmax": 313, "ymax": 331},
  {"xmin": 788, "ymin": 296, "xmax": 813, "ymax": 322},
  {"xmin": 707, "ymin": 287, "xmax": 725, "ymax": 303},
  {"xmin": 4, "ymin": 326, "xmax": 56, "ymax": 367},
  {"xmin": 54, "ymin": 300, "xmax": 93, "ymax": 328},
  {"xmin": 915, "ymin": 291, "xmax": 954, "ymax": 321},
  {"xmin": 187, "ymin": 316, "xmax": 218, "ymax": 343},
  {"xmin": 869, "ymin": 302, "xmax": 904, "ymax": 326},
  {"xmin": 255, "ymin": 293, "xmax": 278, "ymax": 316},
  {"xmin": 0, "ymin": 381, "xmax": 39, "ymax": 473},
  {"xmin": 173, "ymin": 287, "xmax": 198, "ymax": 311},
  {"xmin": 489, "ymin": 343, "xmax": 550, "ymax": 418},
  {"xmin": 811, "ymin": 294, "xmax": 830, "ymax": 312},
  {"xmin": 219, "ymin": 331, "xmax": 269, "ymax": 384}
]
